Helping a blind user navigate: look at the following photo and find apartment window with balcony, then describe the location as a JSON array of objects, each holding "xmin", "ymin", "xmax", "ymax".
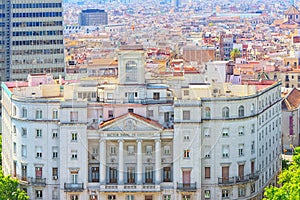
[
  {"xmin": 71, "ymin": 150, "xmax": 78, "ymax": 160},
  {"xmin": 238, "ymin": 144, "xmax": 244, "ymax": 156},
  {"xmin": 146, "ymin": 145, "xmax": 152, "ymax": 155},
  {"xmin": 126, "ymin": 195, "xmax": 134, "ymax": 200},
  {"xmin": 21, "ymin": 128, "xmax": 27, "ymax": 137},
  {"xmin": 109, "ymin": 167, "xmax": 117, "ymax": 183},
  {"xmin": 163, "ymin": 195, "xmax": 171, "ymax": 200},
  {"xmin": 145, "ymin": 167, "xmax": 154, "ymax": 183},
  {"xmin": 35, "ymin": 167, "xmax": 42, "ymax": 178},
  {"xmin": 128, "ymin": 145, "xmax": 135, "ymax": 155},
  {"xmin": 163, "ymin": 167, "xmax": 171, "ymax": 182},
  {"xmin": 205, "ymin": 167, "xmax": 210, "ymax": 179},
  {"xmin": 91, "ymin": 167, "xmax": 99, "ymax": 182},
  {"xmin": 238, "ymin": 105, "xmax": 244, "ymax": 117},
  {"xmin": 184, "ymin": 150, "xmax": 190, "ymax": 158},
  {"xmin": 183, "ymin": 110, "xmax": 190, "ymax": 120},
  {"xmin": 222, "ymin": 145, "xmax": 229, "ymax": 158},
  {"xmin": 222, "ymin": 189, "xmax": 229, "ymax": 199},
  {"xmin": 35, "ymin": 109, "xmax": 42, "ymax": 119},
  {"xmin": 70, "ymin": 111, "xmax": 78, "ymax": 122},
  {"xmin": 153, "ymin": 92, "xmax": 160, "ymax": 100},
  {"xmin": 36, "ymin": 129, "xmax": 42, "ymax": 138},
  {"xmin": 36, "ymin": 190, "xmax": 43, "ymax": 198},
  {"xmin": 205, "ymin": 190, "xmax": 211, "ymax": 199},
  {"xmin": 108, "ymin": 195, "xmax": 116, "ymax": 200},
  {"xmin": 52, "ymin": 110, "xmax": 58, "ymax": 119},
  {"xmin": 71, "ymin": 132, "xmax": 78, "ymax": 142},
  {"xmin": 222, "ymin": 107, "xmax": 229, "ymax": 118},
  {"xmin": 127, "ymin": 167, "xmax": 136, "ymax": 184},
  {"xmin": 22, "ymin": 107, "xmax": 27, "ymax": 118},
  {"xmin": 22, "ymin": 145, "xmax": 27, "ymax": 157}
]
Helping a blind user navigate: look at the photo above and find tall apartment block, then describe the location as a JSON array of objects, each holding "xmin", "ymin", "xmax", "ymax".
[
  {"xmin": 2, "ymin": 46, "xmax": 282, "ymax": 200},
  {"xmin": 79, "ymin": 9, "xmax": 108, "ymax": 26},
  {"xmin": 0, "ymin": 1, "xmax": 65, "ymax": 81}
]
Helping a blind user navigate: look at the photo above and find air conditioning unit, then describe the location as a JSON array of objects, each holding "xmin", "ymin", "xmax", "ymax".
[{"xmin": 53, "ymin": 176, "xmax": 58, "ymax": 180}]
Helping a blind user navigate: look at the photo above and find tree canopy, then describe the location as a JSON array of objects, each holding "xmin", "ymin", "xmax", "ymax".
[
  {"xmin": 263, "ymin": 147, "xmax": 300, "ymax": 200},
  {"xmin": 230, "ymin": 48, "xmax": 241, "ymax": 61}
]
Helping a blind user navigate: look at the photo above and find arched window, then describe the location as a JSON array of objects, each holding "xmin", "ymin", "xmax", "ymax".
[
  {"xmin": 205, "ymin": 107, "xmax": 211, "ymax": 118},
  {"xmin": 238, "ymin": 106, "xmax": 244, "ymax": 117},
  {"xmin": 250, "ymin": 103, "xmax": 255, "ymax": 114},
  {"xmin": 222, "ymin": 107, "xmax": 229, "ymax": 118}
]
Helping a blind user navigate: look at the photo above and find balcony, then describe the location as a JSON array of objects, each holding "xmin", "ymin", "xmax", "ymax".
[
  {"xmin": 30, "ymin": 178, "xmax": 46, "ymax": 186},
  {"xmin": 177, "ymin": 182, "xmax": 197, "ymax": 191},
  {"xmin": 100, "ymin": 184, "xmax": 161, "ymax": 192},
  {"xmin": 16, "ymin": 175, "xmax": 29, "ymax": 184},
  {"xmin": 218, "ymin": 177, "xmax": 235, "ymax": 185},
  {"xmin": 64, "ymin": 183, "xmax": 84, "ymax": 192}
]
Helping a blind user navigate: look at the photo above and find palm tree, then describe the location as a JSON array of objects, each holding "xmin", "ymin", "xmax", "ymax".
[{"xmin": 230, "ymin": 48, "xmax": 241, "ymax": 61}]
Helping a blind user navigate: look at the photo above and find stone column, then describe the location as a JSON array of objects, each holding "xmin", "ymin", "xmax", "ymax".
[
  {"xmin": 137, "ymin": 139, "xmax": 143, "ymax": 184},
  {"xmin": 155, "ymin": 139, "xmax": 161, "ymax": 184},
  {"xmin": 118, "ymin": 140, "xmax": 124, "ymax": 184},
  {"xmin": 99, "ymin": 139, "xmax": 106, "ymax": 184}
]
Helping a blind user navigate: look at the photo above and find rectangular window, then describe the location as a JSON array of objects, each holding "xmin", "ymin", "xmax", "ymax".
[
  {"xmin": 204, "ymin": 128, "xmax": 210, "ymax": 137},
  {"xmin": 71, "ymin": 195, "xmax": 79, "ymax": 200},
  {"xmin": 163, "ymin": 195, "xmax": 171, "ymax": 200},
  {"xmin": 182, "ymin": 195, "xmax": 191, "ymax": 200},
  {"xmin": 153, "ymin": 92, "xmax": 160, "ymax": 100},
  {"xmin": 107, "ymin": 93, "xmax": 113, "ymax": 100},
  {"xmin": 22, "ymin": 145, "xmax": 27, "ymax": 157},
  {"xmin": 128, "ymin": 145, "xmax": 135, "ymax": 155},
  {"xmin": 91, "ymin": 167, "xmax": 99, "ymax": 182},
  {"xmin": 108, "ymin": 110, "xmax": 114, "ymax": 118},
  {"xmin": 251, "ymin": 141, "xmax": 255, "ymax": 153},
  {"xmin": 52, "ymin": 168, "xmax": 58, "ymax": 179},
  {"xmin": 52, "ymin": 110, "xmax": 58, "ymax": 119},
  {"xmin": 222, "ymin": 189, "xmax": 229, "ymax": 198},
  {"xmin": 13, "ymin": 142, "xmax": 17, "ymax": 154},
  {"xmin": 70, "ymin": 111, "xmax": 78, "ymax": 122},
  {"xmin": 52, "ymin": 130, "xmax": 58, "ymax": 138},
  {"xmin": 145, "ymin": 167, "xmax": 154, "ymax": 183},
  {"xmin": 36, "ymin": 190, "xmax": 43, "ymax": 198},
  {"xmin": 204, "ymin": 145, "xmax": 211, "ymax": 158},
  {"xmin": 147, "ymin": 110, "xmax": 154, "ymax": 117},
  {"xmin": 164, "ymin": 146, "xmax": 170, "ymax": 155},
  {"xmin": 52, "ymin": 147, "xmax": 58, "ymax": 159},
  {"xmin": 238, "ymin": 144, "xmax": 244, "ymax": 156},
  {"xmin": 205, "ymin": 167, "xmax": 210, "ymax": 179},
  {"xmin": 238, "ymin": 126, "xmax": 244, "ymax": 136},
  {"xmin": 183, "ymin": 110, "xmax": 190, "ymax": 120},
  {"xmin": 36, "ymin": 129, "xmax": 42, "ymax": 137},
  {"xmin": 184, "ymin": 90, "xmax": 189, "ymax": 96},
  {"xmin": 35, "ymin": 110, "xmax": 42, "ymax": 119},
  {"xmin": 108, "ymin": 195, "xmax": 116, "ymax": 200},
  {"xmin": 110, "ymin": 146, "xmax": 116, "ymax": 155},
  {"xmin": 184, "ymin": 150, "xmax": 190, "ymax": 158},
  {"xmin": 13, "ymin": 125, "xmax": 16, "ymax": 134},
  {"xmin": 22, "ymin": 108, "xmax": 27, "ymax": 118},
  {"xmin": 238, "ymin": 187, "xmax": 246, "ymax": 197},
  {"xmin": 183, "ymin": 135, "xmax": 190, "ymax": 141},
  {"xmin": 222, "ymin": 145, "xmax": 229, "ymax": 158},
  {"xmin": 71, "ymin": 150, "xmax": 78, "ymax": 160},
  {"xmin": 146, "ymin": 145, "xmax": 152, "ymax": 155},
  {"xmin": 205, "ymin": 190, "xmax": 211, "ymax": 199},
  {"xmin": 126, "ymin": 195, "xmax": 134, "ymax": 200},
  {"xmin": 145, "ymin": 195, "xmax": 153, "ymax": 200},
  {"xmin": 163, "ymin": 167, "xmax": 171, "ymax": 182},
  {"xmin": 71, "ymin": 132, "xmax": 78, "ymax": 141},
  {"xmin": 35, "ymin": 167, "xmax": 42, "ymax": 178},
  {"xmin": 22, "ymin": 128, "xmax": 27, "ymax": 137},
  {"xmin": 222, "ymin": 128, "xmax": 229, "ymax": 137}
]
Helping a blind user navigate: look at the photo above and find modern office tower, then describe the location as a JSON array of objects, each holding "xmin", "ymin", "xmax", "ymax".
[
  {"xmin": 172, "ymin": 0, "xmax": 180, "ymax": 8},
  {"xmin": 0, "ymin": 1, "xmax": 65, "ymax": 81},
  {"xmin": 2, "ymin": 46, "xmax": 282, "ymax": 200},
  {"xmin": 79, "ymin": 9, "xmax": 108, "ymax": 26}
]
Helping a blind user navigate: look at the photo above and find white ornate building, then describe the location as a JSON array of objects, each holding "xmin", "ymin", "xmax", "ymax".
[{"xmin": 2, "ymin": 46, "xmax": 282, "ymax": 200}]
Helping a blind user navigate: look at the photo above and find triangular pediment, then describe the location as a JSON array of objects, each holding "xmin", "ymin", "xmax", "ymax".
[{"xmin": 99, "ymin": 113, "xmax": 162, "ymax": 132}]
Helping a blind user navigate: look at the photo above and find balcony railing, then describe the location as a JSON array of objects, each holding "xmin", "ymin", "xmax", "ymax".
[
  {"xmin": 177, "ymin": 182, "xmax": 197, "ymax": 191},
  {"xmin": 97, "ymin": 97, "xmax": 174, "ymax": 104},
  {"xmin": 219, "ymin": 172, "xmax": 260, "ymax": 185},
  {"xmin": 64, "ymin": 183, "xmax": 84, "ymax": 192},
  {"xmin": 218, "ymin": 177, "xmax": 235, "ymax": 185},
  {"xmin": 100, "ymin": 184, "xmax": 160, "ymax": 192},
  {"xmin": 30, "ymin": 178, "xmax": 46, "ymax": 186}
]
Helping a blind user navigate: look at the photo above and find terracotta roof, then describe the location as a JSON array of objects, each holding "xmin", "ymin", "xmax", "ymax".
[
  {"xmin": 284, "ymin": 5, "xmax": 300, "ymax": 15},
  {"xmin": 283, "ymin": 88, "xmax": 300, "ymax": 111},
  {"xmin": 99, "ymin": 112, "xmax": 163, "ymax": 129}
]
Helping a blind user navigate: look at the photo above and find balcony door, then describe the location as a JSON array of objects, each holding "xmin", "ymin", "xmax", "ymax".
[
  {"xmin": 35, "ymin": 167, "xmax": 42, "ymax": 179},
  {"xmin": 109, "ymin": 167, "xmax": 117, "ymax": 183},
  {"xmin": 238, "ymin": 164, "xmax": 244, "ymax": 180},
  {"xmin": 127, "ymin": 167, "xmax": 135, "ymax": 184},
  {"xmin": 182, "ymin": 170, "xmax": 191, "ymax": 187},
  {"xmin": 222, "ymin": 166, "xmax": 229, "ymax": 181}
]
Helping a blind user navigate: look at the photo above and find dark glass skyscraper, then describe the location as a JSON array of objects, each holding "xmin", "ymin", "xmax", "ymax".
[{"xmin": 0, "ymin": 0, "xmax": 65, "ymax": 81}]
